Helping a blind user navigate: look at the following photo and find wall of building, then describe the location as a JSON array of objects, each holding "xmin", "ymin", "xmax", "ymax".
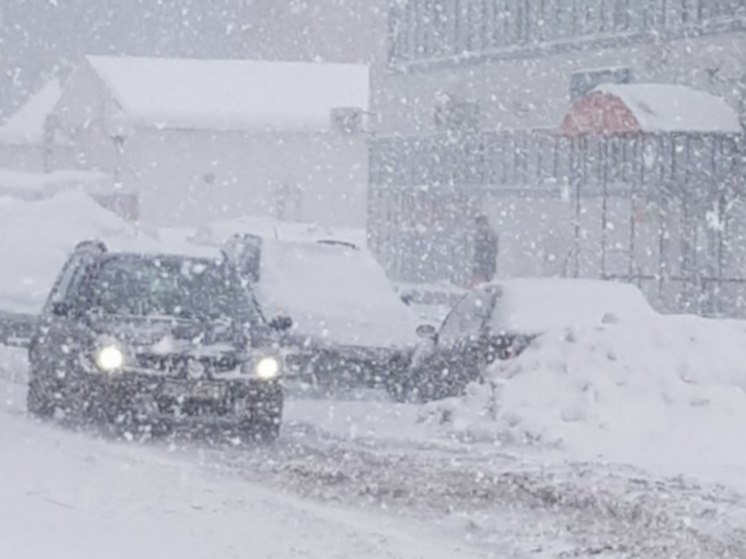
[
  {"xmin": 116, "ymin": 128, "xmax": 368, "ymax": 228},
  {"xmin": 48, "ymin": 62, "xmax": 370, "ymax": 229}
]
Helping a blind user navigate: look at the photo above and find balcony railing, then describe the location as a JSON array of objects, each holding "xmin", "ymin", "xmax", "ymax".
[{"xmin": 388, "ymin": 0, "xmax": 746, "ymax": 66}]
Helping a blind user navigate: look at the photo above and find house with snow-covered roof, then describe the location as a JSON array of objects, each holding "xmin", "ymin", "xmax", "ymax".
[{"xmin": 48, "ymin": 55, "xmax": 370, "ymax": 227}]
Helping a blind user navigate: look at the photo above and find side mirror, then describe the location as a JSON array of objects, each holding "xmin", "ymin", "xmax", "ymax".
[
  {"xmin": 269, "ymin": 315, "xmax": 293, "ymax": 331},
  {"xmin": 416, "ymin": 324, "xmax": 437, "ymax": 339},
  {"xmin": 51, "ymin": 301, "xmax": 70, "ymax": 317}
]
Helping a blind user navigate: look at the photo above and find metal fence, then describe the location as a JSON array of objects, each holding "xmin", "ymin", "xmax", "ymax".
[{"xmin": 369, "ymin": 130, "xmax": 746, "ymax": 316}]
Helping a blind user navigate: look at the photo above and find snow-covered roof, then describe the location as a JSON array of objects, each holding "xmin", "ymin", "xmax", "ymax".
[
  {"xmin": 85, "ymin": 55, "xmax": 370, "ymax": 133},
  {"xmin": 0, "ymin": 79, "xmax": 62, "ymax": 145},
  {"xmin": 592, "ymin": 84, "xmax": 741, "ymax": 133}
]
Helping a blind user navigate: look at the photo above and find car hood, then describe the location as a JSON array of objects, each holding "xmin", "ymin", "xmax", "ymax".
[{"xmin": 86, "ymin": 315, "xmax": 243, "ymax": 357}]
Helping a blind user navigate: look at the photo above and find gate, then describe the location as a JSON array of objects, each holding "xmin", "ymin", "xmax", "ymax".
[{"xmin": 369, "ymin": 130, "xmax": 746, "ymax": 316}]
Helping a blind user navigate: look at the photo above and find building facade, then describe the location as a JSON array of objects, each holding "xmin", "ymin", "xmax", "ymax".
[
  {"xmin": 368, "ymin": 1, "xmax": 746, "ymax": 315},
  {"xmin": 46, "ymin": 55, "xmax": 370, "ymax": 228},
  {"xmin": 374, "ymin": 0, "xmax": 746, "ymax": 134}
]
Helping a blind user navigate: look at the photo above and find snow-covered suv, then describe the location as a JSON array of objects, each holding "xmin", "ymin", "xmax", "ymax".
[{"xmin": 26, "ymin": 239, "xmax": 290, "ymax": 441}]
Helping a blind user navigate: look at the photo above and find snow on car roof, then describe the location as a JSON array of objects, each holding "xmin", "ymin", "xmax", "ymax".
[
  {"xmin": 86, "ymin": 56, "xmax": 369, "ymax": 132},
  {"xmin": 486, "ymin": 277, "xmax": 655, "ymax": 333},
  {"xmin": 0, "ymin": 79, "xmax": 62, "ymax": 145},
  {"xmin": 105, "ymin": 235, "xmax": 225, "ymax": 261},
  {"xmin": 592, "ymin": 83, "xmax": 741, "ymax": 133},
  {"xmin": 255, "ymin": 239, "xmax": 419, "ymax": 348}
]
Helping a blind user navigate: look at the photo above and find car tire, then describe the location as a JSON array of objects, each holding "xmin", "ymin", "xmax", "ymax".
[{"xmin": 26, "ymin": 376, "xmax": 56, "ymax": 419}]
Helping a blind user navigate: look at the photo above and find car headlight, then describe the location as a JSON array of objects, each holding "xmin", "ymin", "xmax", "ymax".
[
  {"xmin": 255, "ymin": 356, "xmax": 281, "ymax": 381},
  {"xmin": 95, "ymin": 345, "xmax": 125, "ymax": 372}
]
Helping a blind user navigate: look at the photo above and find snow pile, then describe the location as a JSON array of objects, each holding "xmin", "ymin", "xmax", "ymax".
[
  {"xmin": 0, "ymin": 168, "xmax": 113, "ymax": 198},
  {"xmin": 0, "ymin": 79, "xmax": 62, "ymax": 145},
  {"xmin": 257, "ymin": 239, "xmax": 419, "ymax": 348},
  {"xmin": 0, "ymin": 190, "xmax": 133, "ymax": 312},
  {"xmin": 422, "ymin": 313, "xmax": 746, "ymax": 483}
]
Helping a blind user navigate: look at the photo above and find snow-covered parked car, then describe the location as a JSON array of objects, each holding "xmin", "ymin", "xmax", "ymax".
[
  {"xmin": 222, "ymin": 233, "xmax": 421, "ymax": 388},
  {"xmin": 27, "ymin": 239, "xmax": 290, "ymax": 441},
  {"xmin": 388, "ymin": 278, "xmax": 656, "ymax": 402}
]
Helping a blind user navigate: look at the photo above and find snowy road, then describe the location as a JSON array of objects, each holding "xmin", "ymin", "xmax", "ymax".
[{"xmin": 2, "ymin": 350, "xmax": 746, "ymax": 558}]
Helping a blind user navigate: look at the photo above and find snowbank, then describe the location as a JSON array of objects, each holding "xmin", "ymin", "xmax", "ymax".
[
  {"xmin": 421, "ymin": 312, "xmax": 746, "ymax": 487},
  {"xmin": 0, "ymin": 190, "xmax": 133, "ymax": 312},
  {"xmin": 0, "ymin": 168, "xmax": 113, "ymax": 199},
  {"xmin": 0, "ymin": 79, "xmax": 62, "ymax": 145}
]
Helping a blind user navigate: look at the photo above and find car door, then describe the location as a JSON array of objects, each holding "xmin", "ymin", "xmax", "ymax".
[
  {"xmin": 481, "ymin": 289, "xmax": 537, "ymax": 365},
  {"xmin": 31, "ymin": 253, "xmax": 95, "ymax": 378},
  {"xmin": 432, "ymin": 286, "xmax": 497, "ymax": 386}
]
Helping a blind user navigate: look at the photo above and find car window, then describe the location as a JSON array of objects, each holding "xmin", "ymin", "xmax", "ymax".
[
  {"xmin": 438, "ymin": 288, "xmax": 496, "ymax": 346},
  {"xmin": 44, "ymin": 254, "xmax": 86, "ymax": 311}
]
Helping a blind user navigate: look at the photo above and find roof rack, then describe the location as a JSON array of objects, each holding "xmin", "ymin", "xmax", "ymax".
[{"xmin": 74, "ymin": 240, "xmax": 107, "ymax": 254}]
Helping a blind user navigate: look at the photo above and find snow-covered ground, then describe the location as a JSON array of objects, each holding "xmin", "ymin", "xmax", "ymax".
[
  {"xmin": 0, "ymin": 350, "xmax": 485, "ymax": 559},
  {"xmin": 3, "ymin": 345, "xmax": 746, "ymax": 558}
]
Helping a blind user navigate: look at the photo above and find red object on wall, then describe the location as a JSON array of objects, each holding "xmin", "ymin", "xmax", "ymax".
[{"xmin": 561, "ymin": 92, "xmax": 641, "ymax": 135}]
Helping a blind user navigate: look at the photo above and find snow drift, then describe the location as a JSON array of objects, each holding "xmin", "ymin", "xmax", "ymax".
[
  {"xmin": 421, "ymin": 311, "xmax": 746, "ymax": 485},
  {"xmin": 0, "ymin": 190, "xmax": 134, "ymax": 313}
]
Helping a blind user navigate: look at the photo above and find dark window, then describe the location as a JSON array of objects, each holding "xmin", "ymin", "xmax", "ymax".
[
  {"xmin": 570, "ymin": 66, "xmax": 632, "ymax": 102},
  {"xmin": 46, "ymin": 254, "xmax": 87, "ymax": 310}
]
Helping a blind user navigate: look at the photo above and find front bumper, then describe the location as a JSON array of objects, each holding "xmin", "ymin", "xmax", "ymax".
[{"xmin": 80, "ymin": 371, "xmax": 283, "ymax": 427}]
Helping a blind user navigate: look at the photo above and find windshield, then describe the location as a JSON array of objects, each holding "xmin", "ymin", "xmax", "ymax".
[{"xmin": 82, "ymin": 254, "xmax": 260, "ymax": 324}]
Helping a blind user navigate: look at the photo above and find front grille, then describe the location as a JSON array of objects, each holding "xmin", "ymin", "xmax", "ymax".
[{"xmin": 136, "ymin": 354, "xmax": 239, "ymax": 378}]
